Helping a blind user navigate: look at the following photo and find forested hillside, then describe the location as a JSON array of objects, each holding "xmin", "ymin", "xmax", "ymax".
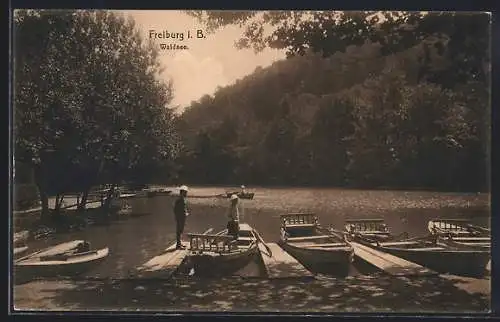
[{"xmin": 176, "ymin": 12, "xmax": 490, "ymax": 192}]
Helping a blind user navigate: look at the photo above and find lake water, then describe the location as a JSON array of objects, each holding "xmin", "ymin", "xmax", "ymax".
[{"xmin": 15, "ymin": 186, "xmax": 490, "ymax": 280}]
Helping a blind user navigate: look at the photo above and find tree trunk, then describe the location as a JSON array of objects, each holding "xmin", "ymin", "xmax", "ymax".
[
  {"xmin": 103, "ymin": 185, "xmax": 116, "ymax": 210},
  {"xmin": 55, "ymin": 193, "xmax": 65, "ymax": 212},
  {"xmin": 78, "ymin": 189, "xmax": 89, "ymax": 210}
]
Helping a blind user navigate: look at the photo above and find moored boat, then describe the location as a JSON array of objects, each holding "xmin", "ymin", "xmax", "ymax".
[
  {"xmin": 113, "ymin": 203, "xmax": 150, "ymax": 219},
  {"xmin": 185, "ymin": 223, "xmax": 259, "ymax": 276},
  {"xmin": 278, "ymin": 213, "xmax": 353, "ymax": 275},
  {"xmin": 225, "ymin": 192, "xmax": 255, "ymax": 200},
  {"xmin": 347, "ymin": 227, "xmax": 490, "ymax": 277},
  {"xmin": 146, "ymin": 189, "xmax": 172, "ymax": 197},
  {"xmin": 14, "ymin": 230, "xmax": 30, "ymax": 245},
  {"xmin": 428, "ymin": 219, "xmax": 490, "ymax": 249},
  {"xmin": 14, "ymin": 231, "xmax": 30, "ymax": 257},
  {"xmin": 14, "ymin": 246, "xmax": 29, "ymax": 257},
  {"xmin": 344, "ymin": 218, "xmax": 394, "ymax": 242},
  {"xmin": 14, "ymin": 240, "xmax": 109, "ymax": 281}
]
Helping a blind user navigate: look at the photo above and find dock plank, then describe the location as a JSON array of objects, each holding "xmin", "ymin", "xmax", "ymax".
[
  {"xmin": 351, "ymin": 242, "xmax": 437, "ymax": 276},
  {"xmin": 258, "ymin": 243, "xmax": 313, "ymax": 279},
  {"xmin": 134, "ymin": 242, "xmax": 189, "ymax": 279}
]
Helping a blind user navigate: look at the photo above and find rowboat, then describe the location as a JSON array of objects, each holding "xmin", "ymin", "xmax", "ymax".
[
  {"xmin": 344, "ymin": 218, "xmax": 394, "ymax": 242},
  {"xmin": 146, "ymin": 189, "xmax": 172, "ymax": 197},
  {"xmin": 14, "ymin": 246, "xmax": 29, "ymax": 256},
  {"xmin": 278, "ymin": 213, "xmax": 353, "ymax": 275},
  {"xmin": 14, "ymin": 230, "xmax": 30, "ymax": 246},
  {"xmin": 31, "ymin": 226, "xmax": 57, "ymax": 240},
  {"xmin": 14, "ymin": 240, "xmax": 109, "ymax": 281},
  {"xmin": 185, "ymin": 223, "xmax": 259, "ymax": 276},
  {"xmin": 14, "ymin": 231, "xmax": 30, "ymax": 257},
  {"xmin": 225, "ymin": 192, "xmax": 255, "ymax": 200},
  {"xmin": 428, "ymin": 219, "xmax": 490, "ymax": 249},
  {"xmin": 347, "ymin": 225, "xmax": 490, "ymax": 277}
]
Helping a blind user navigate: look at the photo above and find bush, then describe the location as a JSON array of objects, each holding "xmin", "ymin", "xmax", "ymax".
[{"xmin": 14, "ymin": 184, "xmax": 40, "ymax": 210}]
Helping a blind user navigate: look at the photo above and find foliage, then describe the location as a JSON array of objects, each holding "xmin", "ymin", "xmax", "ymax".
[
  {"xmin": 14, "ymin": 10, "xmax": 180, "ymax": 217},
  {"xmin": 187, "ymin": 11, "xmax": 490, "ymax": 88},
  {"xmin": 177, "ymin": 12, "xmax": 489, "ymax": 191}
]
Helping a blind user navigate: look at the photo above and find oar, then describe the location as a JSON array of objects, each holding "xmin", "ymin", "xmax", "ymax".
[
  {"xmin": 326, "ymin": 227, "xmax": 346, "ymax": 238},
  {"xmin": 253, "ymin": 229, "xmax": 273, "ymax": 257},
  {"xmin": 14, "ymin": 247, "xmax": 48, "ymax": 262},
  {"xmin": 14, "ymin": 242, "xmax": 79, "ymax": 263},
  {"xmin": 465, "ymin": 223, "xmax": 490, "ymax": 234},
  {"xmin": 202, "ymin": 228, "xmax": 214, "ymax": 235}
]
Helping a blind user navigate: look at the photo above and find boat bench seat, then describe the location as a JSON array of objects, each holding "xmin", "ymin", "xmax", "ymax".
[
  {"xmin": 404, "ymin": 247, "xmax": 444, "ymax": 251},
  {"xmin": 359, "ymin": 231, "xmax": 389, "ymax": 234},
  {"xmin": 453, "ymin": 237, "xmax": 490, "ymax": 241},
  {"xmin": 287, "ymin": 235, "xmax": 330, "ymax": 241},
  {"xmin": 297, "ymin": 243, "xmax": 346, "ymax": 248},
  {"xmin": 286, "ymin": 224, "xmax": 316, "ymax": 229},
  {"xmin": 40, "ymin": 254, "xmax": 69, "ymax": 261},
  {"xmin": 381, "ymin": 241, "xmax": 418, "ymax": 246}
]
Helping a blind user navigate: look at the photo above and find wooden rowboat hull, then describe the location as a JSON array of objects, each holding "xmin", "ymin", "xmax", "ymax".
[
  {"xmin": 279, "ymin": 240, "xmax": 353, "ymax": 275},
  {"xmin": 356, "ymin": 239, "xmax": 490, "ymax": 277},
  {"xmin": 15, "ymin": 247, "xmax": 109, "ymax": 282},
  {"xmin": 186, "ymin": 223, "xmax": 259, "ymax": 276},
  {"xmin": 187, "ymin": 245, "xmax": 259, "ymax": 276}
]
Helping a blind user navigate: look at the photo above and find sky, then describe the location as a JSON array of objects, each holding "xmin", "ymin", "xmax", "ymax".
[{"xmin": 124, "ymin": 10, "xmax": 286, "ymax": 112}]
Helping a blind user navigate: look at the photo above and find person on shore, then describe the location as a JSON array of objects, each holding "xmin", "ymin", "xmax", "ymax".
[
  {"xmin": 227, "ymin": 194, "xmax": 240, "ymax": 239},
  {"xmin": 173, "ymin": 185, "xmax": 189, "ymax": 249},
  {"xmin": 240, "ymin": 185, "xmax": 246, "ymax": 194}
]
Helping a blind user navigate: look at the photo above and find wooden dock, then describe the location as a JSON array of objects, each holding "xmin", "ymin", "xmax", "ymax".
[
  {"xmin": 350, "ymin": 242, "xmax": 437, "ymax": 276},
  {"xmin": 133, "ymin": 242, "xmax": 189, "ymax": 279},
  {"xmin": 133, "ymin": 228, "xmax": 213, "ymax": 279},
  {"xmin": 258, "ymin": 242, "xmax": 314, "ymax": 279}
]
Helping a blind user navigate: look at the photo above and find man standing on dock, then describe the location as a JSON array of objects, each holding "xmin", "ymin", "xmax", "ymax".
[
  {"xmin": 227, "ymin": 194, "xmax": 240, "ymax": 239},
  {"xmin": 173, "ymin": 185, "xmax": 189, "ymax": 249}
]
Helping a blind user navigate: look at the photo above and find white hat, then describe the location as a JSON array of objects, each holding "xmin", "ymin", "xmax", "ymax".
[
  {"xmin": 230, "ymin": 194, "xmax": 239, "ymax": 200},
  {"xmin": 241, "ymin": 185, "xmax": 246, "ymax": 189},
  {"xmin": 179, "ymin": 185, "xmax": 189, "ymax": 192}
]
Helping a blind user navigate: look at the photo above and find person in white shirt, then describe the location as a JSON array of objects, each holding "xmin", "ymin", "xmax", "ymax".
[{"xmin": 227, "ymin": 194, "xmax": 240, "ymax": 239}]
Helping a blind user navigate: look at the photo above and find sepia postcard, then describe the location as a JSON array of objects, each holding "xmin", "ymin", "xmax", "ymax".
[{"xmin": 10, "ymin": 9, "xmax": 492, "ymax": 314}]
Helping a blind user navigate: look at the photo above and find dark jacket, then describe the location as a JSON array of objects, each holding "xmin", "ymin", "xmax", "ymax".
[{"xmin": 174, "ymin": 196, "xmax": 188, "ymax": 218}]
